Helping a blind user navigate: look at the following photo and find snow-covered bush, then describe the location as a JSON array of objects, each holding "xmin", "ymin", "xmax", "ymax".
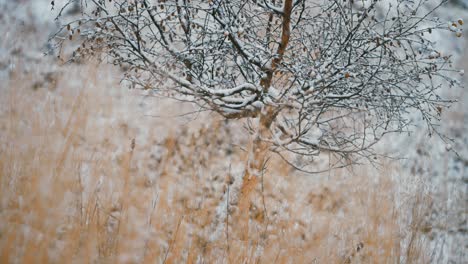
[{"xmin": 52, "ymin": 0, "xmax": 462, "ymax": 233}]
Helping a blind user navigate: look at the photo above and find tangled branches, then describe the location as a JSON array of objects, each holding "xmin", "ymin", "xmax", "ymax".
[{"xmin": 52, "ymin": 0, "xmax": 463, "ymax": 172}]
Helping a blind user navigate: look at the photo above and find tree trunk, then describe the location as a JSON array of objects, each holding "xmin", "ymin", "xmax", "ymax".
[{"xmin": 236, "ymin": 107, "xmax": 276, "ymax": 241}]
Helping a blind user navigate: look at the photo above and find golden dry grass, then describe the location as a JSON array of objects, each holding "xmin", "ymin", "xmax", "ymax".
[
  {"xmin": 0, "ymin": 2, "xmax": 441, "ymax": 260},
  {"xmin": 0, "ymin": 58, "xmax": 434, "ymax": 263}
]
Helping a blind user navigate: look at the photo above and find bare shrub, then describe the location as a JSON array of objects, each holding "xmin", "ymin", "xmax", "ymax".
[
  {"xmin": 50, "ymin": 0, "xmax": 464, "ymax": 241},
  {"xmin": 52, "ymin": 0, "xmax": 463, "ymax": 166}
]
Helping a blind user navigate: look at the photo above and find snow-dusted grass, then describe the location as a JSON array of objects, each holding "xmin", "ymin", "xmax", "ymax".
[
  {"xmin": 0, "ymin": 60, "xmax": 434, "ymax": 263},
  {"xmin": 3, "ymin": 0, "xmax": 463, "ymax": 262}
]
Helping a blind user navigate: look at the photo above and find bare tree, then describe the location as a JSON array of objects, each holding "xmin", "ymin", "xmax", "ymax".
[{"xmin": 52, "ymin": 0, "xmax": 463, "ymax": 237}]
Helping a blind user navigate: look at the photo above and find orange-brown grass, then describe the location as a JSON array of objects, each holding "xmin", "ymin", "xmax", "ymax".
[{"xmin": 0, "ymin": 60, "xmax": 433, "ymax": 263}]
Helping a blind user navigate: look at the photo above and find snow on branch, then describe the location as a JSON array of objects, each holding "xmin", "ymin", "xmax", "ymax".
[{"xmin": 52, "ymin": 0, "xmax": 463, "ymax": 170}]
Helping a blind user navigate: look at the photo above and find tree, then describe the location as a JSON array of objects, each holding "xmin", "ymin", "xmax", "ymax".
[{"xmin": 52, "ymin": 0, "xmax": 463, "ymax": 238}]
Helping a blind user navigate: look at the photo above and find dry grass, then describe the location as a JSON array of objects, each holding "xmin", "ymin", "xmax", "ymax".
[
  {"xmin": 0, "ymin": 59, "xmax": 435, "ymax": 263},
  {"xmin": 0, "ymin": 2, "xmax": 439, "ymax": 261}
]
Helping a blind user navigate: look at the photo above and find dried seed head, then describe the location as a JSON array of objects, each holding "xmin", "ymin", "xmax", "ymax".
[
  {"xmin": 445, "ymin": 144, "xmax": 452, "ymax": 151},
  {"xmin": 448, "ymin": 22, "xmax": 457, "ymax": 31},
  {"xmin": 223, "ymin": 174, "xmax": 234, "ymax": 185}
]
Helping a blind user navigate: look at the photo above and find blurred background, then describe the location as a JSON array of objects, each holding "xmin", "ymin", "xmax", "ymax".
[{"xmin": 0, "ymin": 0, "xmax": 466, "ymax": 263}]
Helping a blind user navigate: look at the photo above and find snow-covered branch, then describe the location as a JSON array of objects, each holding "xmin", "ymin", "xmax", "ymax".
[{"xmin": 52, "ymin": 0, "xmax": 463, "ymax": 170}]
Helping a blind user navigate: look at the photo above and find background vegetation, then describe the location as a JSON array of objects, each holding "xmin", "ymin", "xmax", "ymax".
[{"xmin": 0, "ymin": 0, "xmax": 466, "ymax": 263}]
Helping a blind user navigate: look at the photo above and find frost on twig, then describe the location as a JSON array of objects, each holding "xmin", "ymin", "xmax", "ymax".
[{"xmin": 51, "ymin": 0, "xmax": 462, "ymax": 171}]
